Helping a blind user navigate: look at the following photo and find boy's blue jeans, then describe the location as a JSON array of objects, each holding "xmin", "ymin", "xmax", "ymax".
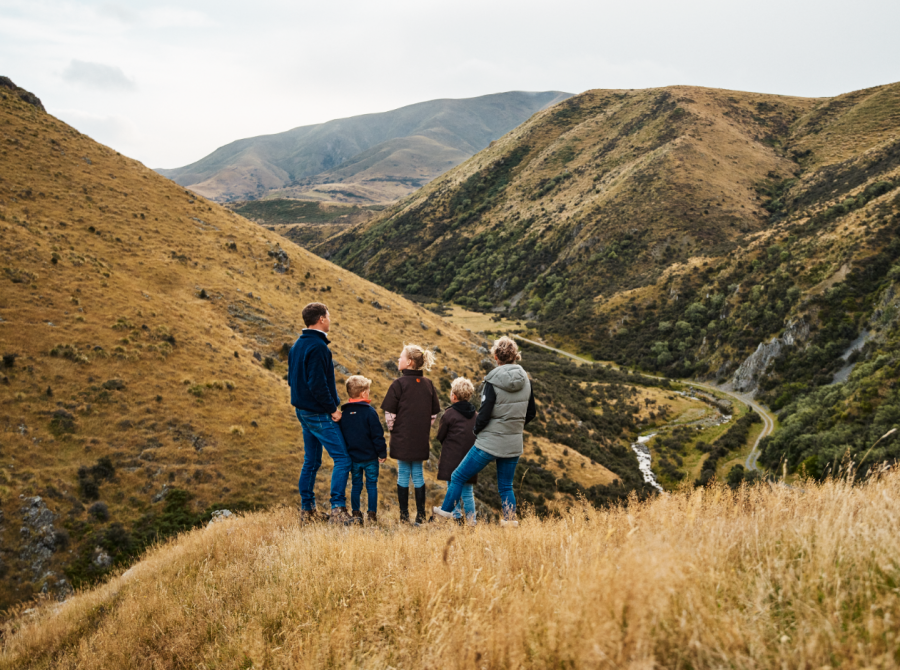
[
  {"xmin": 441, "ymin": 446, "xmax": 519, "ymax": 520},
  {"xmin": 351, "ymin": 459, "xmax": 379, "ymax": 513},
  {"xmin": 450, "ymin": 482, "xmax": 476, "ymax": 521},
  {"xmin": 396, "ymin": 460, "xmax": 424, "ymax": 488},
  {"xmin": 296, "ymin": 409, "xmax": 352, "ymax": 510}
]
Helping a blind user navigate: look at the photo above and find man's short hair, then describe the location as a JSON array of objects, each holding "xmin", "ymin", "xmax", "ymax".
[
  {"xmin": 302, "ymin": 302, "xmax": 329, "ymax": 327},
  {"xmin": 345, "ymin": 375, "xmax": 372, "ymax": 399},
  {"xmin": 450, "ymin": 377, "xmax": 475, "ymax": 402}
]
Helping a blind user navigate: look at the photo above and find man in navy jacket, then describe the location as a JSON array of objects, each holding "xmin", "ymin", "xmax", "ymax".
[{"xmin": 288, "ymin": 302, "xmax": 352, "ymax": 524}]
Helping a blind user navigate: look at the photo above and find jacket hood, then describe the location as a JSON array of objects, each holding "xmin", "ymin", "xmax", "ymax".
[
  {"xmin": 484, "ymin": 364, "xmax": 528, "ymax": 393},
  {"xmin": 450, "ymin": 400, "xmax": 477, "ymax": 419}
]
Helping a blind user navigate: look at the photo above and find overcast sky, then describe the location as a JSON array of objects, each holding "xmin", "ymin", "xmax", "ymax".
[{"xmin": 3, "ymin": 0, "xmax": 898, "ymax": 169}]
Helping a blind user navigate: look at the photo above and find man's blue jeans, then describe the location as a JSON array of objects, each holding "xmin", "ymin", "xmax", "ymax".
[
  {"xmin": 296, "ymin": 409, "xmax": 352, "ymax": 510},
  {"xmin": 441, "ymin": 446, "xmax": 519, "ymax": 520},
  {"xmin": 350, "ymin": 459, "xmax": 379, "ymax": 513}
]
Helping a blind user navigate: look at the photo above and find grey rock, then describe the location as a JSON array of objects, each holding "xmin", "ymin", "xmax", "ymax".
[
  {"xmin": 207, "ymin": 509, "xmax": 234, "ymax": 528},
  {"xmin": 333, "ymin": 361, "xmax": 350, "ymax": 375},
  {"xmin": 102, "ymin": 378, "xmax": 126, "ymax": 390},
  {"xmin": 18, "ymin": 496, "xmax": 60, "ymax": 580},
  {"xmin": 91, "ymin": 547, "xmax": 112, "ymax": 569}
]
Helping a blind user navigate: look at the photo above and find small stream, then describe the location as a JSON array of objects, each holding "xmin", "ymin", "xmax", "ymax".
[{"xmin": 631, "ymin": 434, "xmax": 664, "ymax": 493}]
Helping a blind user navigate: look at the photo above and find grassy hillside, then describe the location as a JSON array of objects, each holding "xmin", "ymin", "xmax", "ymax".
[
  {"xmin": 0, "ymin": 81, "xmax": 655, "ymax": 609},
  {"xmin": 3, "ymin": 473, "xmax": 899, "ymax": 668},
  {"xmin": 319, "ymin": 82, "xmax": 900, "ymax": 482},
  {"xmin": 156, "ymin": 91, "xmax": 572, "ymax": 203}
]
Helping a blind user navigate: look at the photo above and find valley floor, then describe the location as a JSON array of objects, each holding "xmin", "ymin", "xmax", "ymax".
[{"xmin": 3, "ymin": 473, "xmax": 898, "ymax": 669}]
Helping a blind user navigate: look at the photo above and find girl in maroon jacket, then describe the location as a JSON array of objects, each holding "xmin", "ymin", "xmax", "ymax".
[
  {"xmin": 381, "ymin": 344, "xmax": 440, "ymax": 524},
  {"xmin": 436, "ymin": 377, "xmax": 478, "ymax": 525}
]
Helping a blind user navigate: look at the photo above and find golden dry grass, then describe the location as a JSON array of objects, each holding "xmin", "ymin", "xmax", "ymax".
[{"xmin": 3, "ymin": 472, "xmax": 900, "ymax": 669}]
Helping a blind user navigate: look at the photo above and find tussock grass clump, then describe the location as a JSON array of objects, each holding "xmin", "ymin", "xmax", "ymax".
[{"xmin": 3, "ymin": 474, "xmax": 900, "ymax": 669}]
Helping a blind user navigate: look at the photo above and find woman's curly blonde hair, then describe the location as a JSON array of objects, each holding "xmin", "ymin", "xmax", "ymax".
[{"xmin": 490, "ymin": 336, "xmax": 521, "ymax": 365}]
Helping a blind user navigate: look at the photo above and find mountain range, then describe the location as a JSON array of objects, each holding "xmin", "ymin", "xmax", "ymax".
[
  {"xmin": 156, "ymin": 91, "xmax": 572, "ymax": 204},
  {"xmin": 317, "ymin": 81, "xmax": 900, "ymax": 483}
]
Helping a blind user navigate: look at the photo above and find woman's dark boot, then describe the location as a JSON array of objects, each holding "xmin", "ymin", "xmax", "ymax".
[
  {"xmin": 397, "ymin": 485, "xmax": 410, "ymax": 523},
  {"xmin": 414, "ymin": 486, "xmax": 427, "ymax": 525}
]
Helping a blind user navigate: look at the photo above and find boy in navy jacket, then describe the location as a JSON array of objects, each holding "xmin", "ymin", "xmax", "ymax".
[{"xmin": 339, "ymin": 375, "xmax": 387, "ymax": 524}]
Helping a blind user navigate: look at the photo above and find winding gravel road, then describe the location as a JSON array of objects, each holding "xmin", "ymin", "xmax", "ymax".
[{"xmin": 512, "ymin": 336, "xmax": 776, "ymax": 472}]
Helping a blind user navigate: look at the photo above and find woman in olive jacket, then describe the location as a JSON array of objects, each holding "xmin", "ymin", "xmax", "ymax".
[
  {"xmin": 433, "ymin": 336, "xmax": 536, "ymax": 527},
  {"xmin": 436, "ymin": 377, "xmax": 479, "ymax": 524}
]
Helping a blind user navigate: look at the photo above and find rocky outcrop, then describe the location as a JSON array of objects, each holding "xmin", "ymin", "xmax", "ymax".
[
  {"xmin": 0, "ymin": 77, "xmax": 45, "ymax": 112},
  {"xmin": 731, "ymin": 317, "xmax": 810, "ymax": 393}
]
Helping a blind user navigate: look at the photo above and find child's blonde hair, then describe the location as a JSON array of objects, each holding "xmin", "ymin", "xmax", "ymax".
[
  {"xmin": 345, "ymin": 375, "xmax": 372, "ymax": 399},
  {"xmin": 450, "ymin": 377, "xmax": 475, "ymax": 402},
  {"xmin": 491, "ymin": 336, "xmax": 521, "ymax": 364},
  {"xmin": 402, "ymin": 343, "xmax": 436, "ymax": 371}
]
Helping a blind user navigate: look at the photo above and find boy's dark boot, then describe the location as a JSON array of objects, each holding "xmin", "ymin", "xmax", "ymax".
[
  {"xmin": 397, "ymin": 485, "xmax": 410, "ymax": 523},
  {"xmin": 351, "ymin": 510, "xmax": 363, "ymax": 525},
  {"xmin": 414, "ymin": 486, "xmax": 427, "ymax": 525},
  {"xmin": 367, "ymin": 510, "xmax": 378, "ymax": 525}
]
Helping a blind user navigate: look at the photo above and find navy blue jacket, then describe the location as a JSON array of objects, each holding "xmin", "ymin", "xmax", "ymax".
[
  {"xmin": 339, "ymin": 401, "xmax": 388, "ymax": 462},
  {"xmin": 288, "ymin": 329, "xmax": 341, "ymax": 414}
]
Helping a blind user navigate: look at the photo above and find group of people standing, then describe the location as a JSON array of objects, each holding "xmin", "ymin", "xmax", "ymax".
[{"xmin": 288, "ymin": 302, "xmax": 536, "ymax": 527}]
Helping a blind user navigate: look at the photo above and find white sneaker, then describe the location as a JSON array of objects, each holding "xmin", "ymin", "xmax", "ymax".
[
  {"xmin": 499, "ymin": 519, "xmax": 518, "ymax": 528},
  {"xmin": 432, "ymin": 506, "xmax": 453, "ymax": 520}
]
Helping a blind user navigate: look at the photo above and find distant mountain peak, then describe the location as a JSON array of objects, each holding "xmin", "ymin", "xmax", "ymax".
[{"xmin": 156, "ymin": 91, "xmax": 573, "ymax": 204}]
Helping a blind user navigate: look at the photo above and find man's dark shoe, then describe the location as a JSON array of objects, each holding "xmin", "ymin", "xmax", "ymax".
[
  {"xmin": 397, "ymin": 485, "xmax": 410, "ymax": 523},
  {"xmin": 299, "ymin": 508, "xmax": 328, "ymax": 524},
  {"xmin": 414, "ymin": 486, "xmax": 427, "ymax": 525},
  {"xmin": 366, "ymin": 510, "xmax": 378, "ymax": 525},
  {"xmin": 329, "ymin": 506, "xmax": 352, "ymax": 525},
  {"xmin": 351, "ymin": 510, "xmax": 364, "ymax": 525}
]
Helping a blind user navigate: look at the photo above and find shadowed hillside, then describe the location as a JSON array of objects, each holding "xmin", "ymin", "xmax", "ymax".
[
  {"xmin": 156, "ymin": 91, "xmax": 572, "ymax": 203},
  {"xmin": 319, "ymin": 82, "xmax": 900, "ymax": 484}
]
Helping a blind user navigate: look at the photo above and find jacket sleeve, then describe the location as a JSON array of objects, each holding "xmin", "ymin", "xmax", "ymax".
[
  {"xmin": 474, "ymin": 382, "xmax": 496, "ymax": 435},
  {"xmin": 304, "ymin": 346, "xmax": 339, "ymax": 413},
  {"xmin": 380, "ymin": 380, "xmax": 400, "ymax": 414},
  {"xmin": 436, "ymin": 411, "xmax": 451, "ymax": 444},
  {"xmin": 369, "ymin": 409, "xmax": 388, "ymax": 460},
  {"xmin": 524, "ymin": 385, "xmax": 537, "ymax": 425}
]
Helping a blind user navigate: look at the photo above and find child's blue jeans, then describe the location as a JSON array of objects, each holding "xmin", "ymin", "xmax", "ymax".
[
  {"xmin": 350, "ymin": 459, "xmax": 379, "ymax": 513},
  {"xmin": 449, "ymin": 482, "xmax": 476, "ymax": 522},
  {"xmin": 396, "ymin": 460, "xmax": 424, "ymax": 488}
]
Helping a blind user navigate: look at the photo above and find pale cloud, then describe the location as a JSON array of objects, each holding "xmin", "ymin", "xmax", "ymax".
[
  {"xmin": 62, "ymin": 59, "xmax": 135, "ymax": 91},
  {"xmin": 141, "ymin": 7, "xmax": 214, "ymax": 29},
  {"xmin": 97, "ymin": 2, "xmax": 138, "ymax": 24}
]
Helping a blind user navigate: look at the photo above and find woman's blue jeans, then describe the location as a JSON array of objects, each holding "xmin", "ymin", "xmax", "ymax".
[
  {"xmin": 441, "ymin": 446, "xmax": 519, "ymax": 520},
  {"xmin": 396, "ymin": 460, "xmax": 424, "ymax": 488},
  {"xmin": 296, "ymin": 409, "xmax": 352, "ymax": 510}
]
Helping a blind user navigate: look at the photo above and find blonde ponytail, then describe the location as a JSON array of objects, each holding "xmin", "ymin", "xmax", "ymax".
[{"xmin": 403, "ymin": 343, "xmax": 436, "ymax": 371}]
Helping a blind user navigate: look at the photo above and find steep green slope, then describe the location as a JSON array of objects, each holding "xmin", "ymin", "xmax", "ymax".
[{"xmin": 156, "ymin": 91, "xmax": 571, "ymax": 202}]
